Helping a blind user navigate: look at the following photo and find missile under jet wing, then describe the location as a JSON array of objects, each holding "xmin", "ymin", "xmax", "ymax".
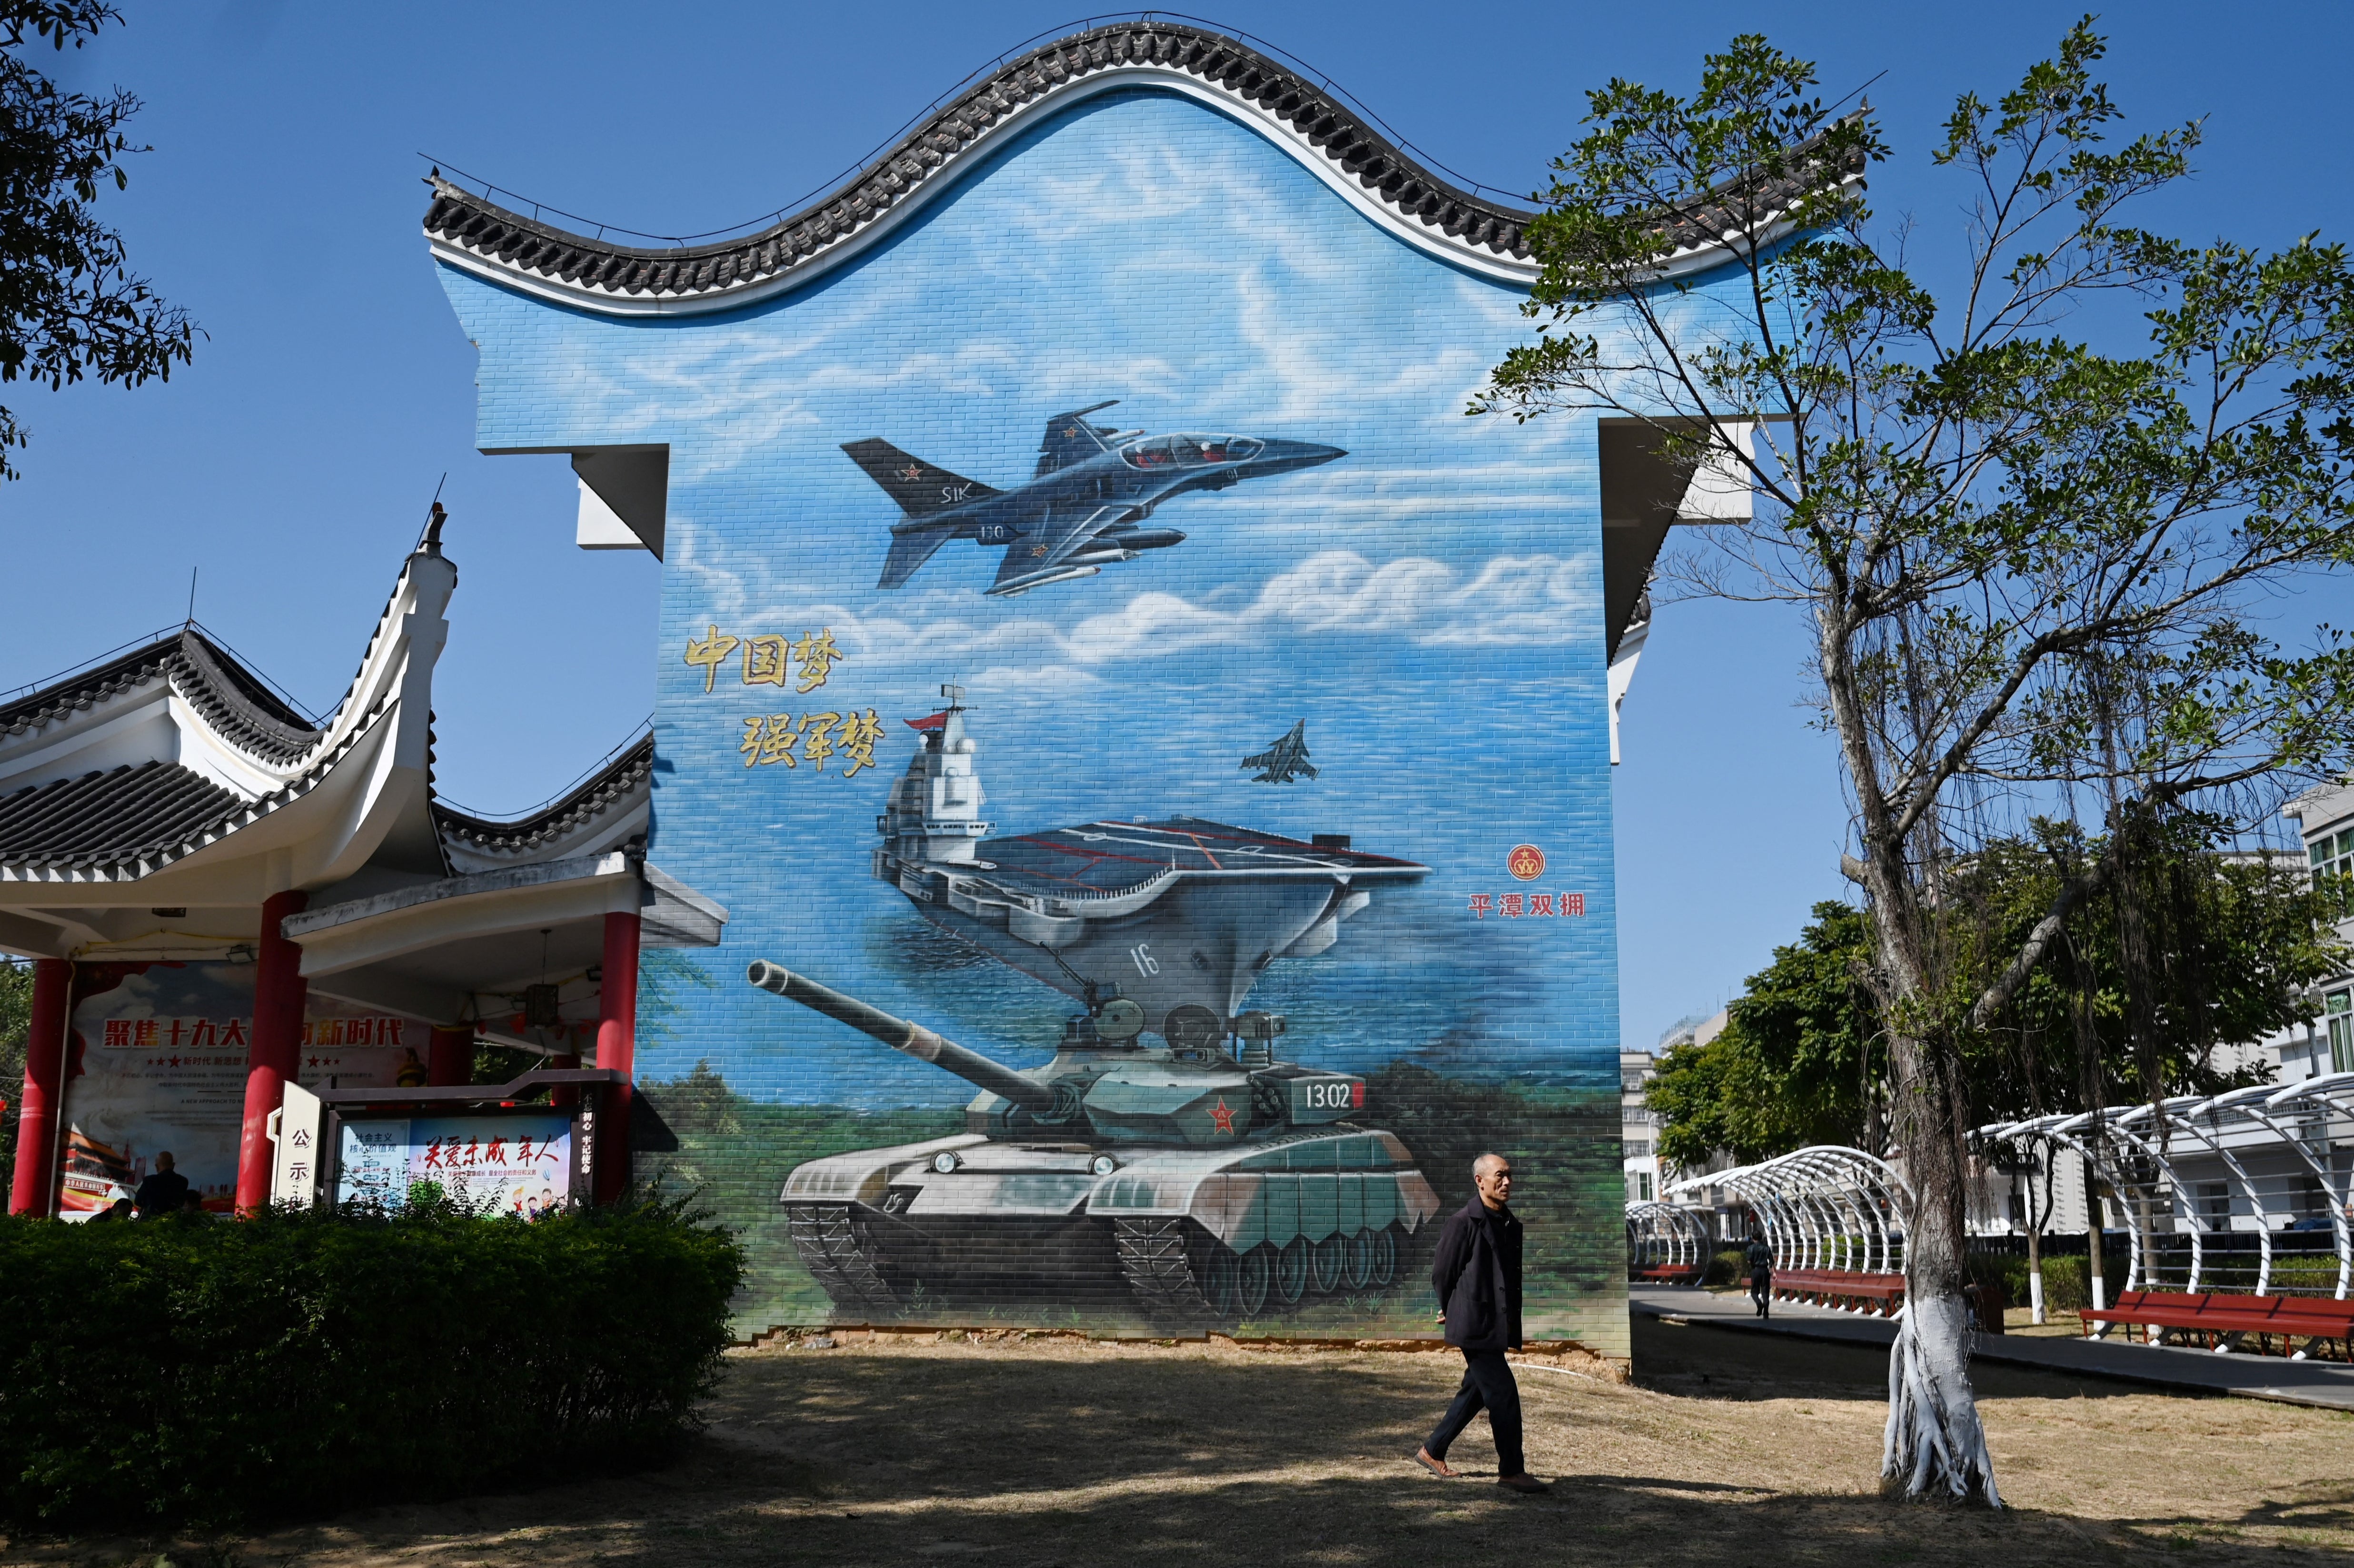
[
  {"xmin": 1025, "ymin": 502, "xmax": 1130, "ymax": 575},
  {"xmin": 993, "ymin": 504, "xmax": 1122, "ymax": 591}
]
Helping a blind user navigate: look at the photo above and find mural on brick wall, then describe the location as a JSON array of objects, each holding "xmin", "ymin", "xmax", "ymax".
[{"xmin": 437, "ymin": 83, "xmax": 1698, "ymax": 1351}]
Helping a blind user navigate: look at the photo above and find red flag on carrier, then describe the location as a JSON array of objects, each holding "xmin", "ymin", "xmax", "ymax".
[{"xmin": 904, "ymin": 711, "xmax": 950, "ymax": 732}]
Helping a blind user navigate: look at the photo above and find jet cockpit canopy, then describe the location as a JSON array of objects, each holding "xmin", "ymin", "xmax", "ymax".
[{"xmin": 1121, "ymin": 434, "xmax": 1264, "ymax": 469}]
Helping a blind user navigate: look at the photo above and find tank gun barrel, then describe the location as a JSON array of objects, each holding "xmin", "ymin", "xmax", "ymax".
[{"xmin": 746, "ymin": 961, "xmax": 1058, "ymax": 1115}]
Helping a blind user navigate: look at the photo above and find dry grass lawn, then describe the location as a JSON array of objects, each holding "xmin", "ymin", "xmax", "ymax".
[{"xmin": 17, "ymin": 1313, "xmax": 2354, "ymax": 1566}]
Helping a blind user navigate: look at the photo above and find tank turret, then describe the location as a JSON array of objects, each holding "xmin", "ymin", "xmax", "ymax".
[{"xmin": 748, "ymin": 961, "xmax": 1368, "ymax": 1146}]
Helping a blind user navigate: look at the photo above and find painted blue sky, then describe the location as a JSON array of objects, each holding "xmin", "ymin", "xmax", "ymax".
[
  {"xmin": 438, "ymin": 86, "xmax": 1634, "ymax": 1103},
  {"xmin": 2, "ymin": 3, "xmax": 2350, "ymax": 1056}
]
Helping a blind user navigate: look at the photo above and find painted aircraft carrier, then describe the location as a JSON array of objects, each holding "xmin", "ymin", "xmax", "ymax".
[{"xmin": 872, "ymin": 690, "xmax": 1426, "ymax": 1034}]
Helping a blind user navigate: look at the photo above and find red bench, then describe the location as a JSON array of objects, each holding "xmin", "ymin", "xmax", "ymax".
[
  {"xmin": 1630, "ymin": 1262, "xmax": 1706, "ymax": 1285},
  {"xmin": 1769, "ymin": 1267, "xmax": 1907, "ymax": 1317},
  {"xmin": 2080, "ymin": 1290, "xmax": 2354, "ymax": 1360}
]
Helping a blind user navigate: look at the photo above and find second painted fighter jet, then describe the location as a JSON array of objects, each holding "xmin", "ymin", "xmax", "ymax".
[{"xmin": 842, "ymin": 402, "xmax": 1345, "ymax": 596}]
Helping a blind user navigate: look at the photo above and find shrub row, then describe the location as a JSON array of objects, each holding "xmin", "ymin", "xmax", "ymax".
[{"xmin": 0, "ymin": 1200, "xmax": 743, "ymax": 1529}]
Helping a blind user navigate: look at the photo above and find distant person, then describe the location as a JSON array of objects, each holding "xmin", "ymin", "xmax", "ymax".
[
  {"xmin": 1414, "ymin": 1153, "xmax": 1547, "ymax": 1494},
  {"xmin": 134, "ymin": 1151, "xmax": 190, "ymax": 1218},
  {"xmin": 1746, "ymin": 1231, "xmax": 1774, "ymax": 1319},
  {"xmin": 89, "ymin": 1197, "xmax": 133, "ymax": 1223},
  {"xmin": 180, "ymin": 1192, "xmax": 208, "ymax": 1219}
]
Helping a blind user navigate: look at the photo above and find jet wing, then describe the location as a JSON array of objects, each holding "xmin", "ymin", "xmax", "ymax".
[
  {"xmin": 1032, "ymin": 401, "xmax": 1121, "ymax": 478},
  {"xmin": 993, "ymin": 503, "xmax": 1122, "ymax": 588},
  {"xmin": 877, "ymin": 526, "xmax": 956, "ymax": 590}
]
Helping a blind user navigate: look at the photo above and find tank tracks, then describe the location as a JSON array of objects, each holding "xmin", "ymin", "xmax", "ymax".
[
  {"xmin": 1113, "ymin": 1217, "xmax": 1408, "ymax": 1321},
  {"xmin": 785, "ymin": 1202, "xmax": 899, "ymax": 1312},
  {"xmin": 1114, "ymin": 1218, "xmax": 1217, "ymax": 1316}
]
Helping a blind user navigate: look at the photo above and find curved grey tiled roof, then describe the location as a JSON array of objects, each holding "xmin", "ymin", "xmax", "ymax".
[
  {"xmin": 435, "ymin": 734, "xmax": 652, "ymax": 855},
  {"xmin": 0, "ymin": 629, "xmax": 319, "ymax": 763},
  {"xmin": 0, "ymin": 760, "xmax": 243, "ymax": 872},
  {"xmin": 422, "ymin": 20, "xmax": 1543, "ymax": 304}
]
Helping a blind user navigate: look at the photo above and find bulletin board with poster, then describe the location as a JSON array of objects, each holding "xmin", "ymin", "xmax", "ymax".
[
  {"xmin": 56, "ymin": 960, "xmax": 427, "ymax": 1219},
  {"xmin": 325, "ymin": 1109, "xmax": 583, "ymax": 1218}
]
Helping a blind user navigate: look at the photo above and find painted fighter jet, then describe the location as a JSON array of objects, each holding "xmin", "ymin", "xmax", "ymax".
[
  {"xmin": 1241, "ymin": 719, "xmax": 1317, "ymax": 784},
  {"xmin": 842, "ymin": 402, "xmax": 1345, "ymax": 597}
]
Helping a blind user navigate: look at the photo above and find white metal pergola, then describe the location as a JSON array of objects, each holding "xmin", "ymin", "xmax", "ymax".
[
  {"xmin": 1667, "ymin": 1146, "xmax": 1913, "ymax": 1276},
  {"xmin": 1984, "ymin": 1074, "xmax": 2354, "ymax": 1299},
  {"xmin": 1625, "ymin": 1200, "xmax": 1714, "ymax": 1281}
]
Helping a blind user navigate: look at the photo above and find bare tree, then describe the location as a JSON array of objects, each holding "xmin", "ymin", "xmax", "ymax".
[{"xmin": 1480, "ymin": 24, "xmax": 2354, "ymax": 1502}]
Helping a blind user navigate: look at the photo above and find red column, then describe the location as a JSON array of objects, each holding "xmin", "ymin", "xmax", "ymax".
[
  {"xmin": 427, "ymin": 1026, "xmax": 472, "ymax": 1087},
  {"xmin": 235, "ymin": 889, "xmax": 308, "ymax": 1212},
  {"xmin": 8, "ymin": 959, "xmax": 71, "ymax": 1217},
  {"xmin": 593, "ymin": 909, "xmax": 639, "ymax": 1203},
  {"xmin": 548, "ymin": 1046, "xmax": 582, "ymax": 1108}
]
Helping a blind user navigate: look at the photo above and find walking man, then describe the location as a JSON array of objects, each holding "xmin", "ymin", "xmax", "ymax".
[
  {"xmin": 1415, "ymin": 1152, "xmax": 1546, "ymax": 1493},
  {"xmin": 1746, "ymin": 1228, "xmax": 1774, "ymax": 1319}
]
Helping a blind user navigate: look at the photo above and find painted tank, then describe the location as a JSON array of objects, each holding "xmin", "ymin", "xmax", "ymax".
[{"xmin": 754, "ymin": 961, "xmax": 1440, "ymax": 1320}]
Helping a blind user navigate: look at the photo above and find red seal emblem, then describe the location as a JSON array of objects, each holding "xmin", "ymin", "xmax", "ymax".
[{"xmin": 1507, "ymin": 844, "xmax": 1546, "ymax": 882}]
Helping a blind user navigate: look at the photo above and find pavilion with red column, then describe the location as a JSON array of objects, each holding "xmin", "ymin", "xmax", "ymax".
[{"xmin": 0, "ymin": 516, "xmax": 724, "ymax": 1216}]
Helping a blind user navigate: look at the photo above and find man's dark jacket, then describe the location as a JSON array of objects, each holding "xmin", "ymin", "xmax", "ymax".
[
  {"xmin": 1430, "ymin": 1195, "xmax": 1523, "ymax": 1351},
  {"xmin": 134, "ymin": 1168, "xmax": 189, "ymax": 1216}
]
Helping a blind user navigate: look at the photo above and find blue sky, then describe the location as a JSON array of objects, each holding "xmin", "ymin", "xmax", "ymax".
[{"xmin": 2, "ymin": 1, "xmax": 2348, "ymax": 1056}]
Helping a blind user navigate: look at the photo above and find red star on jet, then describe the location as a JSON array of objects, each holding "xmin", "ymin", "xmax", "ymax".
[{"xmin": 1209, "ymin": 1097, "xmax": 1236, "ymax": 1135}]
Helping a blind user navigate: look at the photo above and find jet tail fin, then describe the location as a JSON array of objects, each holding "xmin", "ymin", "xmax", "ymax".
[{"xmin": 841, "ymin": 438, "xmax": 999, "ymax": 517}]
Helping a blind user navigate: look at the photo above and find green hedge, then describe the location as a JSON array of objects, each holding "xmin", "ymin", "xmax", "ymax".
[
  {"xmin": 0, "ymin": 1200, "xmax": 743, "ymax": 1529},
  {"xmin": 1966, "ymin": 1252, "xmax": 2090, "ymax": 1313}
]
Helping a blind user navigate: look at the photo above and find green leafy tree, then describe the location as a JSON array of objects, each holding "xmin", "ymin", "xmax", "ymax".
[
  {"xmin": 1484, "ymin": 21, "xmax": 2354, "ymax": 1499},
  {"xmin": 0, "ymin": 1, "xmax": 195, "ymax": 478},
  {"xmin": 1655, "ymin": 849, "xmax": 2339, "ymax": 1181},
  {"xmin": 1650, "ymin": 902, "xmax": 1879, "ymax": 1168}
]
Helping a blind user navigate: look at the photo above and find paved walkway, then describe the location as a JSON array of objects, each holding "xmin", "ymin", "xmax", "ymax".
[{"xmin": 1628, "ymin": 1283, "xmax": 2354, "ymax": 1410}]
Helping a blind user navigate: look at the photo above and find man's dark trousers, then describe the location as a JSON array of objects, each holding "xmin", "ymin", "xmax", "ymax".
[{"xmin": 1425, "ymin": 1349, "xmax": 1523, "ymax": 1475}]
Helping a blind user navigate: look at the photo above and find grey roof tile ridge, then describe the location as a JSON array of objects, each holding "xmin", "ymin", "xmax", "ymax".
[
  {"xmin": 434, "ymin": 734, "xmax": 654, "ymax": 853},
  {"xmin": 421, "ymin": 20, "xmax": 1542, "ymax": 302},
  {"xmin": 0, "ymin": 682, "xmax": 399, "ymax": 882}
]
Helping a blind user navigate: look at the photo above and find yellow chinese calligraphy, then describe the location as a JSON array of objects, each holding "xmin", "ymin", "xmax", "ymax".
[
  {"xmin": 791, "ymin": 627, "xmax": 842, "ymax": 692},
  {"xmin": 799, "ymin": 713, "xmax": 841, "ymax": 771},
  {"xmin": 740, "ymin": 713, "xmax": 805, "ymax": 768},
  {"xmin": 738, "ymin": 708, "xmax": 884, "ymax": 775},
  {"xmin": 741, "ymin": 633, "xmax": 791, "ymax": 687},
  {"xmin": 685, "ymin": 625, "xmax": 741, "ymax": 693},
  {"xmin": 835, "ymin": 709, "xmax": 883, "ymax": 776}
]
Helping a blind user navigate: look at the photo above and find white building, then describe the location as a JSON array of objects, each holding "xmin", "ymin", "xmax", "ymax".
[{"xmin": 1624, "ymin": 1008, "xmax": 1727, "ymax": 1205}]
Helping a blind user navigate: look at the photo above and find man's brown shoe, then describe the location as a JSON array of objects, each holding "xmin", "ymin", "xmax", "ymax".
[
  {"xmin": 1414, "ymin": 1448, "xmax": 1457, "ymax": 1479},
  {"xmin": 1497, "ymin": 1474, "xmax": 1549, "ymax": 1494}
]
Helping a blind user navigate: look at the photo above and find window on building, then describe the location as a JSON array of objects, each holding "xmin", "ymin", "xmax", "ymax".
[
  {"xmin": 1637, "ymin": 1172, "xmax": 1654, "ymax": 1201},
  {"xmin": 2330, "ymin": 989, "xmax": 2354, "ymax": 1075},
  {"xmin": 2198, "ymin": 1181, "xmax": 2231, "ymax": 1229},
  {"xmin": 2312, "ymin": 828, "xmax": 2354, "ymax": 912},
  {"xmin": 1623, "ymin": 1140, "xmax": 1652, "ymax": 1161}
]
